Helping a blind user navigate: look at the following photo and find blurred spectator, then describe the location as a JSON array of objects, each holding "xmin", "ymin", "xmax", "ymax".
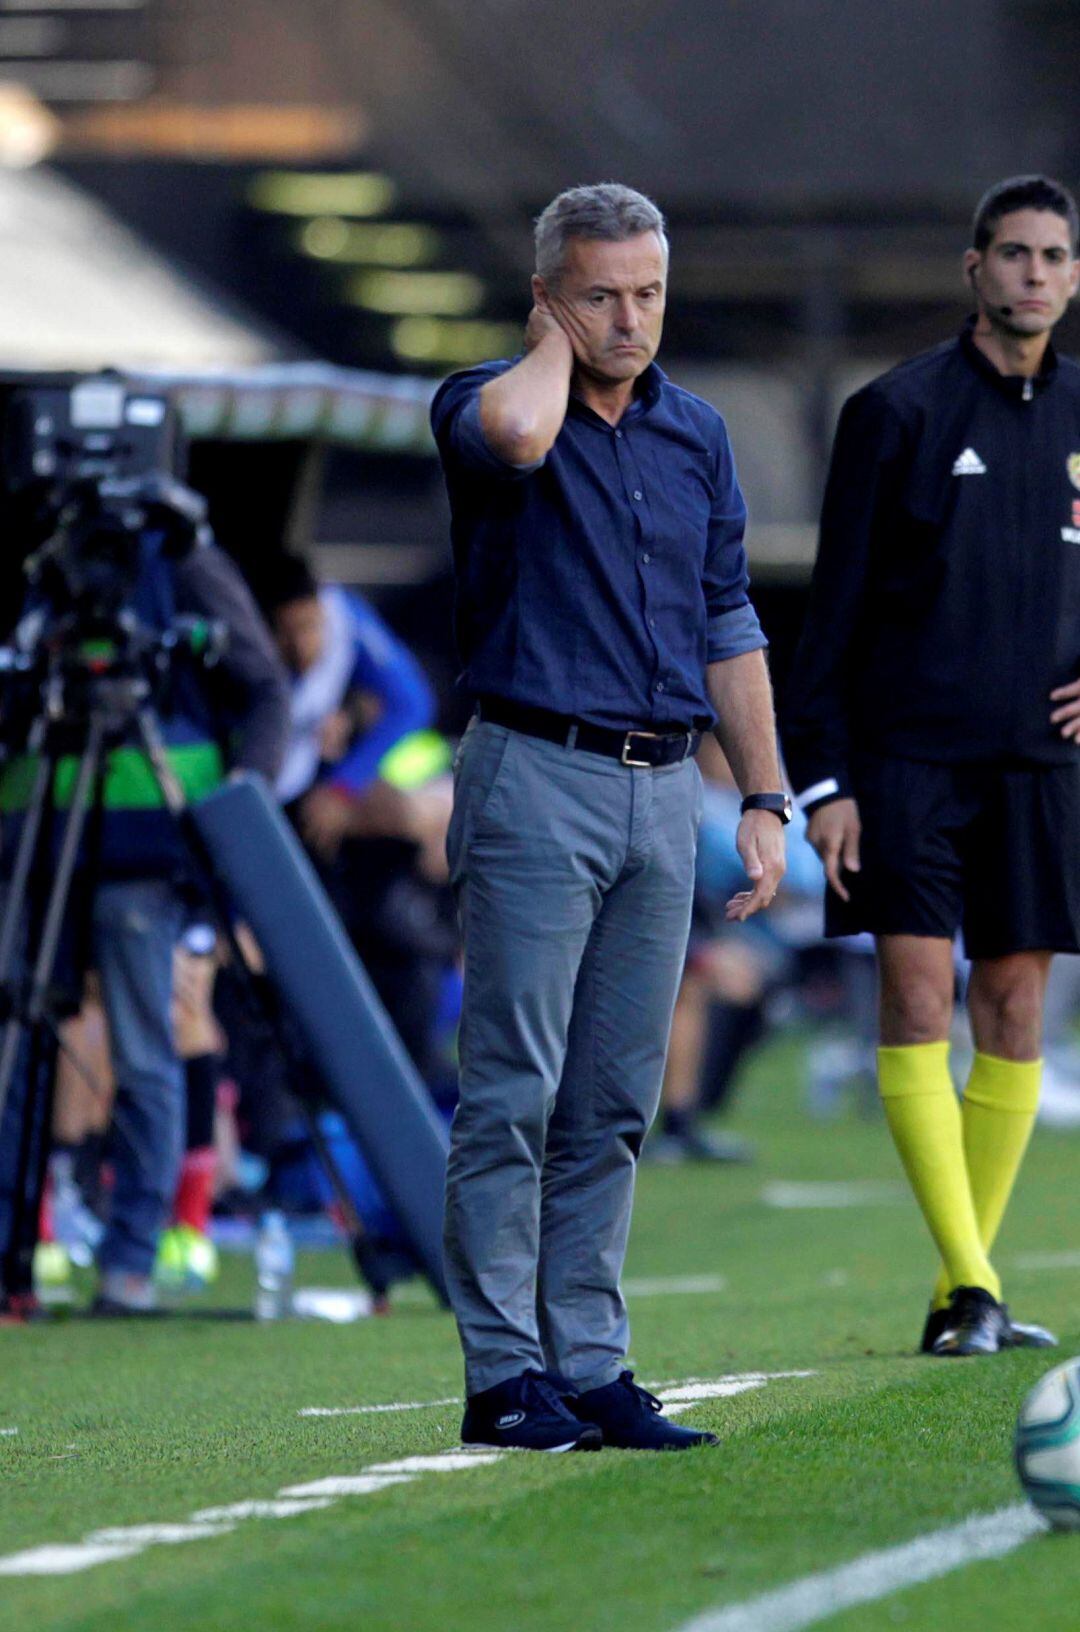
[{"xmin": 263, "ymin": 553, "xmax": 435, "ymax": 861}]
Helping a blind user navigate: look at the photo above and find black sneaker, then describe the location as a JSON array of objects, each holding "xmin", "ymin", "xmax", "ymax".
[
  {"xmin": 927, "ymin": 1286, "xmax": 1011, "ymax": 1356},
  {"xmin": 461, "ymin": 1370, "xmax": 602, "ymax": 1452},
  {"xmin": 570, "ymin": 1370, "xmax": 718, "ymax": 1450},
  {"xmin": 920, "ymin": 1301, "xmax": 1057, "ymax": 1354}
]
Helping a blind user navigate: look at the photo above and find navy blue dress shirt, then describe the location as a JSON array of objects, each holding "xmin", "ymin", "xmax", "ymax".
[{"xmin": 430, "ymin": 359, "xmax": 766, "ymax": 729}]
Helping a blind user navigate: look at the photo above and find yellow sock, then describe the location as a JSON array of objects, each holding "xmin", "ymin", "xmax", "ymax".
[
  {"xmin": 930, "ymin": 1052, "xmax": 1042, "ymax": 1308},
  {"xmin": 877, "ymin": 1042, "xmax": 1000, "ymax": 1301}
]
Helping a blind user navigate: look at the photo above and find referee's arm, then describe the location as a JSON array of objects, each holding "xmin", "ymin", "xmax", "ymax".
[{"xmin": 781, "ymin": 387, "xmax": 908, "ymax": 896}]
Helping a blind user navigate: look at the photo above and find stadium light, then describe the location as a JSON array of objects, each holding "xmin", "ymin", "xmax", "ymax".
[
  {"xmin": 299, "ymin": 219, "xmax": 439, "ymax": 266},
  {"xmin": 349, "ymin": 270, "xmax": 484, "ymax": 317},
  {"xmin": 249, "ymin": 171, "xmax": 395, "ymax": 218}
]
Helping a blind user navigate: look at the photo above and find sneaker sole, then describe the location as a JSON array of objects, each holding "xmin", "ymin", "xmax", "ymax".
[{"xmin": 461, "ymin": 1427, "xmax": 602, "ymax": 1453}]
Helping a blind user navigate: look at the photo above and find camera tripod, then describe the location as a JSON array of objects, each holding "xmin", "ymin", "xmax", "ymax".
[{"xmin": 0, "ymin": 648, "xmax": 394, "ymax": 1316}]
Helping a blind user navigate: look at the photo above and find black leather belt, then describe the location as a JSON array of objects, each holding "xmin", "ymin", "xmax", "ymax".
[{"xmin": 476, "ymin": 696, "xmax": 700, "ymax": 768}]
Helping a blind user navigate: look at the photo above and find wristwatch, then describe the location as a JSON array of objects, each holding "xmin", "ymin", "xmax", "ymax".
[{"xmin": 740, "ymin": 792, "xmax": 793, "ymax": 825}]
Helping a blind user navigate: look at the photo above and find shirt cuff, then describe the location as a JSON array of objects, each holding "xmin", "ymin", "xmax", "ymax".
[
  {"xmin": 706, "ymin": 601, "xmax": 767, "ymax": 664},
  {"xmin": 453, "ymin": 395, "xmax": 546, "ymax": 478}
]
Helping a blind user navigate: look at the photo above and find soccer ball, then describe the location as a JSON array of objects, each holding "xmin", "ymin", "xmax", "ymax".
[{"xmin": 1015, "ymin": 1358, "xmax": 1080, "ymax": 1529}]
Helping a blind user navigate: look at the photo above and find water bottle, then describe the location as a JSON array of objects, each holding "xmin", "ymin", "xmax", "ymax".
[{"xmin": 253, "ymin": 1210, "xmax": 294, "ymax": 1321}]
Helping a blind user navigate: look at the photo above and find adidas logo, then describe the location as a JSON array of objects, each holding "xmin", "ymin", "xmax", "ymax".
[{"xmin": 952, "ymin": 447, "xmax": 987, "ymax": 476}]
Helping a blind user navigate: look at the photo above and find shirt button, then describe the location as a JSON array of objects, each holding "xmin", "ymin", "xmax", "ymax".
[
  {"xmin": 632, "ymin": 490, "xmax": 642, "ymax": 501},
  {"xmin": 642, "ymin": 553, "xmax": 650, "ymax": 564},
  {"xmin": 615, "ymin": 429, "xmax": 623, "ymax": 439},
  {"xmin": 655, "ymin": 681, "xmax": 665, "ymax": 693},
  {"xmin": 648, "ymin": 616, "xmax": 656, "ymax": 628}
]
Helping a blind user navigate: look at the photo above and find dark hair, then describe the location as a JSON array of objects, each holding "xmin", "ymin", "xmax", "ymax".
[
  {"xmin": 260, "ymin": 552, "xmax": 318, "ymax": 614},
  {"xmin": 972, "ymin": 174, "xmax": 1079, "ymax": 255}
]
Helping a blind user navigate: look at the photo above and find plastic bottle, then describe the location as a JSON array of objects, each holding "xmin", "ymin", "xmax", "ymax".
[{"xmin": 253, "ymin": 1210, "xmax": 294, "ymax": 1321}]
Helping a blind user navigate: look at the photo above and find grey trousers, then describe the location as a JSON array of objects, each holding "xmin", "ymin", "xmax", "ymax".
[{"xmin": 444, "ymin": 720, "xmax": 701, "ymax": 1396}]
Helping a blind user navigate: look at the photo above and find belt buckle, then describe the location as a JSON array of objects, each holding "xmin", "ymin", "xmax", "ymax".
[{"xmin": 620, "ymin": 730, "xmax": 658, "ymax": 767}]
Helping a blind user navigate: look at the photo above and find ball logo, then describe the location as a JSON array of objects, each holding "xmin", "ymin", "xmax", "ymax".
[{"xmin": 1068, "ymin": 453, "xmax": 1080, "ymax": 492}]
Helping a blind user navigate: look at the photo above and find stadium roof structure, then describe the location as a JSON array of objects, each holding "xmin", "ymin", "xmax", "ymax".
[
  {"xmin": 0, "ymin": 162, "xmax": 273, "ymax": 370},
  {"xmin": 141, "ymin": 362, "xmax": 435, "ymax": 454},
  {"xmin": 0, "ymin": 162, "xmax": 436, "ymax": 452}
]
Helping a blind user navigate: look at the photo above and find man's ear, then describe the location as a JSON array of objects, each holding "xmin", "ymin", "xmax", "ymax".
[
  {"xmin": 962, "ymin": 249, "xmax": 980, "ymax": 294},
  {"xmin": 531, "ymin": 272, "xmax": 552, "ymax": 312}
]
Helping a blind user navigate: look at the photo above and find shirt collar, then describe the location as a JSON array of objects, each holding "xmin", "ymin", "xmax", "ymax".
[
  {"xmin": 959, "ymin": 316, "xmax": 1058, "ymax": 397},
  {"xmin": 565, "ymin": 360, "xmax": 667, "ymax": 426}
]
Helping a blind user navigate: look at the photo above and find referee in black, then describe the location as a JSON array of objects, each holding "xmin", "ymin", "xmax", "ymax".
[{"xmin": 782, "ymin": 175, "xmax": 1080, "ymax": 1357}]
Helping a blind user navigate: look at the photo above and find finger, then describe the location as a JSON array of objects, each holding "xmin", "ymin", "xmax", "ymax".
[
  {"xmin": 725, "ymin": 885, "xmax": 766, "ymax": 922},
  {"xmin": 823, "ymin": 846, "xmax": 850, "ymax": 903},
  {"xmin": 1050, "ymin": 680, "xmax": 1080, "ymax": 700},
  {"xmin": 841, "ymin": 828, "xmax": 861, "ymax": 873}
]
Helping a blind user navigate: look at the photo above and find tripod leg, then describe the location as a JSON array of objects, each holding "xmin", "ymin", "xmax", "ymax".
[
  {"xmin": 1, "ymin": 721, "xmax": 105, "ymax": 1301},
  {"xmin": 0, "ymin": 727, "xmax": 58, "ymax": 1124}
]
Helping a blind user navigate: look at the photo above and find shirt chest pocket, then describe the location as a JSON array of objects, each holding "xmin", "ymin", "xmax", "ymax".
[{"xmin": 644, "ymin": 453, "xmax": 713, "ymax": 560}]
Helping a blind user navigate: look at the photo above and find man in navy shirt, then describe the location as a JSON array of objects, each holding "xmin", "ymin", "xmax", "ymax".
[{"xmin": 431, "ymin": 183, "xmax": 786, "ymax": 1452}]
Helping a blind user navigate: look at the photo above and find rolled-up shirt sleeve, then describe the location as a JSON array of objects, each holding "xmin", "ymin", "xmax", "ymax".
[
  {"xmin": 703, "ymin": 421, "xmax": 766, "ymax": 663},
  {"xmin": 431, "ymin": 365, "xmax": 545, "ymax": 480}
]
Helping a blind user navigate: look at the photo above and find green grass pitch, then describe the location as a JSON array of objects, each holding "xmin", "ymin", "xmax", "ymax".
[{"xmin": 4, "ymin": 1030, "xmax": 1080, "ymax": 1632}]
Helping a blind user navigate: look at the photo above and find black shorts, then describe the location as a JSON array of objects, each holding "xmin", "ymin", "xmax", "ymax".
[{"xmin": 824, "ymin": 754, "xmax": 1080, "ymax": 959}]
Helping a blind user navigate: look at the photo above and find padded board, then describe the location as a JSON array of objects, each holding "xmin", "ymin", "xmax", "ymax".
[{"xmin": 191, "ymin": 774, "xmax": 449, "ymax": 1303}]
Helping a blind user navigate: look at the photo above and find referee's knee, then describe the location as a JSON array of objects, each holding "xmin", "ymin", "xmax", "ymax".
[{"xmin": 879, "ymin": 979, "xmax": 952, "ymax": 1047}]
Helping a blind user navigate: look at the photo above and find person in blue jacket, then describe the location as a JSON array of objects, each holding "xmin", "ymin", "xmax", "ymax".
[{"xmin": 264, "ymin": 554, "xmax": 435, "ymax": 863}]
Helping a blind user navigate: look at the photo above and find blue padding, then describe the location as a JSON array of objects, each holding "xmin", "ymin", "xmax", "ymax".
[{"xmin": 192, "ymin": 774, "xmax": 449, "ymax": 1302}]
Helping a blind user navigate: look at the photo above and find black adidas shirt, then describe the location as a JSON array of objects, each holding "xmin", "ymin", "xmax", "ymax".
[{"xmin": 781, "ymin": 321, "xmax": 1080, "ymax": 809}]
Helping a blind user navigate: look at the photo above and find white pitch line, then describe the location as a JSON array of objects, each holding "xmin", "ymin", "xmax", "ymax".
[
  {"xmin": 365, "ymin": 1454, "xmax": 504, "ymax": 1475},
  {"xmin": 660, "ymin": 1373, "xmax": 816, "ymax": 1417},
  {"xmin": 0, "ymin": 1427, "xmax": 18, "ymax": 1436},
  {"xmin": 278, "ymin": 1473, "xmax": 415, "ymax": 1499},
  {"xmin": 85, "ymin": 1523, "xmax": 235, "ymax": 1547},
  {"xmin": 1012, "ymin": 1248, "xmax": 1080, "ymax": 1271},
  {"xmin": 761, "ymin": 1180, "xmax": 905, "ymax": 1210},
  {"xmin": 623, "ymin": 1275, "xmax": 727, "ymax": 1297},
  {"xmin": 0, "ymin": 1541, "xmax": 146, "ymax": 1576},
  {"xmin": 191, "ymin": 1499, "xmax": 333, "ymax": 1522},
  {"xmin": 673, "ymin": 1503, "xmax": 1045, "ymax": 1632},
  {"xmin": 299, "ymin": 1397, "xmax": 460, "ymax": 1418}
]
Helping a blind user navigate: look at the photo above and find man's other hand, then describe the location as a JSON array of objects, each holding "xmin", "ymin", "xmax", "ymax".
[
  {"xmin": 725, "ymin": 810, "xmax": 786, "ymax": 922},
  {"xmin": 1050, "ymin": 677, "xmax": 1080, "ymax": 741},
  {"xmin": 806, "ymin": 797, "xmax": 861, "ymax": 902}
]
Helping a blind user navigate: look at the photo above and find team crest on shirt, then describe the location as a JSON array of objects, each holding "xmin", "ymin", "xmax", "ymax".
[{"xmin": 1068, "ymin": 453, "xmax": 1080, "ymax": 491}]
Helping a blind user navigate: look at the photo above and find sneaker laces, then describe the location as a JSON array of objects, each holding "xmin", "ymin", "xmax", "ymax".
[
  {"xmin": 617, "ymin": 1370, "xmax": 663, "ymax": 1414},
  {"xmin": 520, "ymin": 1371, "xmax": 582, "ymax": 1423}
]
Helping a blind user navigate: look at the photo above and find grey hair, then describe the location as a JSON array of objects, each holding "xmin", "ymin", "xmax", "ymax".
[{"xmin": 534, "ymin": 182, "xmax": 668, "ymax": 284}]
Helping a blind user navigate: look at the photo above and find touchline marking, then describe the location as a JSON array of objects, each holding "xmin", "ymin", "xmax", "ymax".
[
  {"xmin": 672, "ymin": 1503, "xmax": 1045, "ymax": 1632},
  {"xmin": 277, "ymin": 1473, "xmax": 416, "ymax": 1498},
  {"xmin": 658, "ymin": 1373, "xmax": 816, "ymax": 1418},
  {"xmin": 1012, "ymin": 1248, "xmax": 1080, "ymax": 1271},
  {"xmin": 623, "ymin": 1274, "xmax": 727, "ymax": 1297},
  {"xmin": 299, "ymin": 1397, "xmax": 460, "ymax": 1418},
  {"xmin": 761, "ymin": 1180, "xmax": 905, "ymax": 1210},
  {"xmin": 0, "ymin": 1381, "xmax": 803, "ymax": 1578},
  {"xmin": 0, "ymin": 1542, "xmax": 146, "ymax": 1576},
  {"xmin": 191, "ymin": 1499, "xmax": 334, "ymax": 1522},
  {"xmin": 0, "ymin": 1450, "xmax": 496, "ymax": 1577},
  {"xmin": 300, "ymin": 1370, "xmax": 809, "ymax": 1423}
]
